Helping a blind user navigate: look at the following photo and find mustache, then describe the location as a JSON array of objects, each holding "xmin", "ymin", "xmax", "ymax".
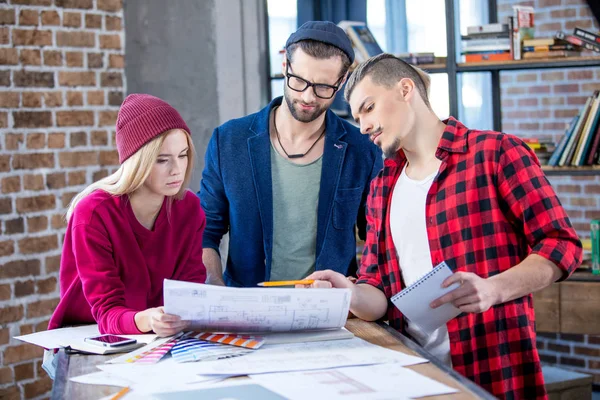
[
  {"xmin": 369, "ymin": 128, "xmax": 382, "ymax": 139},
  {"xmin": 295, "ymin": 101, "xmax": 318, "ymax": 108}
]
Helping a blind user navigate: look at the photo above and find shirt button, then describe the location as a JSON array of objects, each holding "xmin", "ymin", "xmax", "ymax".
[{"xmin": 429, "ymin": 217, "xmax": 433, "ymax": 225}]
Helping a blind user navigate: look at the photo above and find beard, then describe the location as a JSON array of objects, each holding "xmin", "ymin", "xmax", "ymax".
[
  {"xmin": 382, "ymin": 136, "xmax": 402, "ymax": 159},
  {"xmin": 283, "ymin": 86, "xmax": 331, "ymax": 123}
]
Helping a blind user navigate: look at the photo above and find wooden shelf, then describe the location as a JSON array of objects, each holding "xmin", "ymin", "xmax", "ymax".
[
  {"xmin": 457, "ymin": 56, "xmax": 600, "ymax": 72},
  {"xmin": 541, "ymin": 165, "xmax": 600, "ymax": 176},
  {"xmin": 416, "ymin": 63, "xmax": 447, "ymax": 73}
]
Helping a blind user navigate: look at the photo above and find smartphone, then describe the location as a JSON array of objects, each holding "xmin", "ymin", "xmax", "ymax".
[{"xmin": 84, "ymin": 334, "xmax": 137, "ymax": 348}]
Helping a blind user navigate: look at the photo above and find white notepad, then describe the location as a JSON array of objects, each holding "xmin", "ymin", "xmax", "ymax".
[{"xmin": 391, "ymin": 261, "xmax": 461, "ymax": 333}]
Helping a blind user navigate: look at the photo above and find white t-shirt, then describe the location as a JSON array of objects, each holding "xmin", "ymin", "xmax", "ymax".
[{"xmin": 389, "ymin": 166, "xmax": 452, "ymax": 367}]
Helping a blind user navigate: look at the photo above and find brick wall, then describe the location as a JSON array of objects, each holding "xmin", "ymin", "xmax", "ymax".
[
  {"xmin": 498, "ymin": 0, "xmax": 600, "ymax": 385},
  {"xmin": 0, "ymin": 0, "xmax": 123, "ymax": 398}
]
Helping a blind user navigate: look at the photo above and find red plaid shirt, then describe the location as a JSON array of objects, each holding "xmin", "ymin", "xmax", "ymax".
[{"xmin": 357, "ymin": 118, "xmax": 582, "ymax": 400}]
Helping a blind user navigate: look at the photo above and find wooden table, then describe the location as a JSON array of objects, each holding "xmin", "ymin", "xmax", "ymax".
[{"xmin": 51, "ymin": 319, "xmax": 494, "ymax": 399}]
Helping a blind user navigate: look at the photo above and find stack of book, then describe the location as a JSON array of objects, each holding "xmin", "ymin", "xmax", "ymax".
[
  {"xmin": 555, "ymin": 27, "xmax": 600, "ymax": 54},
  {"xmin": 521, "ymin": 37, "xmax": 582, "ymax": 60},
  {"xmin": 461, "ymin": 23, "xmax": 511, "ymax": 62},
  {"xmin": 548, "ymin": 91, "xmax": 600, "ymax": 167},
  {"xmin": 522, "ymin": 138, "xmax": 556, "ymax": 165}
]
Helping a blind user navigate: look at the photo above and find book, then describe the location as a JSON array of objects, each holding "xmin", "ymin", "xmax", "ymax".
[
  {"xmin": 522, "ymin": 50, "xmax": 581, "ymax": 59},
  {"xmin": 523, "ymin": 38, "xmax": 555, "ymax": 46},
  {"xmin": 390, "ymin": 261, "xmax": 461, "ymax": 333},
  {"xmin": 467, "ymin": 23, "xmax": 508, "ymax": 35},
  {"xmin": 548, "ymin": 116, "xmax": 579, "ymax": 166},
  {"xmin": 559, "ymin": 96, "xmax": 593, "ymax": 166},
  {"xmin": 556, "ymin": 31, "xmax": 600, "ymax": 53},
  {"xmin": 396, "ymin": 52, "xmax": 436, "ymax": 65},
  {"xmin": 586, "ymin": 114, "xmax": 600, "ymax": 165},
  {"xmin": 465, "ymin": 52, "xmax": 512, "ymax": 62},
  {"xmin": 512, "ymin": 5, "xmax": 535, "ymax": 60},
  {"xmin": 343, "ymin": 23, "xmax": 383, "ymax": 62},
  {"xmin": 573, "ymin": 27, "xmax": 600, "ymax": 46},
  {"xmin": 573, "ymin": 92, "xmax": 600, "ymax": 165},
  {"xmin": 523, "ymin": 44, "xmax": 580, "ymax": 52}
]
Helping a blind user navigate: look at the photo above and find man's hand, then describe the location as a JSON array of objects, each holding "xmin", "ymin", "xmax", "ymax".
[
  {"xmin": 205, "ymin": 273, "xmax": 225, "ymax": 286},
  {"xmin": 297, "ymin": 270, "xmax": 355, "ymax": 289},
  {"xmin": 202, "ymin": 248, "xmax": 225, "ymax": 286},
  {"xmin": 430, "ymin": 271, "xmax": 501, "ymax": 313},
  {"xmin": 134, "ymin": 307, "xmax": 189, "ymax": 337}
]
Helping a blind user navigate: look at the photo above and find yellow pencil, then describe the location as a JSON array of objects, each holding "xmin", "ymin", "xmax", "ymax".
[
  {"xmin": 110, "ymin": 387, "xmax": 130, "ymax": 400},
  {"xmin": 257, "ymin": 280, "xmax": 315, "ymax": 287}
]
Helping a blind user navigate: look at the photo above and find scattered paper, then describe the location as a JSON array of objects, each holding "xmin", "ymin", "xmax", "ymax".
[
  {"xmin": 250, "ymin": 363, "xmax": 458, "ymax": 399},
  {"xmin": 163, "ymin": 280, "xmax": 351, "ymax": 333}
]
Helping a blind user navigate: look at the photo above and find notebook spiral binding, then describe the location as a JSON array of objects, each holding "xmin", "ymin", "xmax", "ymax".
[{"xmin": 391, "ymin": 261, "xmax": 449, "ymax": 302}]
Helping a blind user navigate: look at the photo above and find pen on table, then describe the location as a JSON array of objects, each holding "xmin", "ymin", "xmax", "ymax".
[
  {"xmin": 110, "ymin": 387, "xmax": 130, "ymax": 400},
  {"xmin": 257, "ymin": 280, "xmax": 315, "ymax": 287}
]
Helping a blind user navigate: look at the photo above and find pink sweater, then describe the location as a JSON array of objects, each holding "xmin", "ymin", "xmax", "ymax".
[{"xmin": 49, "ymin": 190, "xmax": 207, "ymax": 334}]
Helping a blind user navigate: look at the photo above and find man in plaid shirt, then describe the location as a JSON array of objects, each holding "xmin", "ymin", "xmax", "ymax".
[{"xmin": 304, "ymin": 54, "xmax": 582, "ymax": 399}]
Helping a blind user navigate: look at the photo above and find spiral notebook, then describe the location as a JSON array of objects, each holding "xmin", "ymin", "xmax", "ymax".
[{"xmin": 391, "ymin": 261, "xmax": 461, "ymax": 333}]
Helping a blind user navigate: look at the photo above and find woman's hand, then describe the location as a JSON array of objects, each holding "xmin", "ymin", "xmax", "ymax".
[{"xmin": 134, "ymin": 306, "xmax": 189, "ymax": 337}]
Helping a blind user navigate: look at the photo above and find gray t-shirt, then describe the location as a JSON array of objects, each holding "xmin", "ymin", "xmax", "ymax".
[{"xmin": 269, "ymin": 110, "xmax": 322, "ymax": 281}]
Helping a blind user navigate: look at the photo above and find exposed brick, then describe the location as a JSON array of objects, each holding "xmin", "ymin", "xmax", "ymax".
[
  {"xmin": 518, "ymin": 98, "xmax": 538, "ymax": 107},
  {"xmin": 19, "ymin": 324, "xmax": 33, "ymax": 336},
  {"xmin": 559, "ymin": 356, "xmax": 586, "ymax": 368},
  {"xmin": 101, "ymin": 72, "xmax": 122, "ymax": 87},
  {"xmin": 44, "ymin": 91, "xmax": 63, "ymax": 107},
  {"xmin": 0, "ymin": 328, "xmax": 9, "ymax": 345},
  {"xmin": 93, "ymin": 169, "xmax": 109, "ymax": 181},
  {"xmin": 0, "ymin": 48, "xmax": 19, "ymax": 65},
  {"xmin": 108, "ymin": 91, "xmax": 123, "ymax": 106},
  {"xmin": 61, "ymin": 191, "xmax": 77, "ymax": 206},
  {"xmin": 0, "ymin": 386, "xmax": 21, "ymax": 400},
  {"xmin": 0, "ymin": 283, "xmax": 10, "ymax": 300},
  {"xmin": 22, "ymin": 92, "xmax": 42, "ymax": 108},
  {"xmin": 59, "ymin": 71, "xmax": 95, "ymax": 86},
  {"xmin": 43, "ymin": 50, "xmax": 63, "ymax": 66},
  {"xmin": 548, "ymin": 343, "xmax": 570, "ymax": 353},
  {"xmin": 91, "ymin": 130, "xmax": 108, "ymax": 145},
  {"xmin": 46, "ymin": 255, "xmax": 60, "ymax": 274},
  {"xmin": 0, "ymin": 366, "xmax": 13, "ymax": 384},
  {"xmin": 41, "ymin": 10, "xmax": 60, "ymax": 26},
  {"xmin": 4, "ymin": 218, "xmax": 24, "ymax": 234},
  {"xmin": 16, "ymin": 195, "xmax": 55, "ymax": 213},
  {"xmin": 109, "ymin": 53, "xmax": 123, "ymax": 68},
  {"xmin": 0, "ymin": 305, "xmax": 24, "ymax": 324},
  {"xmin": 0, "ymin": 27, "xmax": 8, "ymax": 45},
  {"xmin": 56, "ymin": 110, "xmax": 94, "ymax": 126},
  {"xmin": 1, "ymin": 176, "xmax": 21, "ymax": 193},
  {"xmin": 88, "ymin": 52, "xmax": 103, "ymax": 68},
  {"xmin": 59, "ymin": 151, "xmax": 98, "ymax": 167},
  {"xmin": 46, "ymin": 172, "xmax": 66, "ymax": 189},
  {"xmin": 0, "ymin": 155, "xmax": 10, "ymax": 172},
  {"xmin": 557, "ymin": 185, "xmax": 581, "ymax": 193},
  {"xmin": 11, "ymin": 0, "xmax": 52, "ymax": 4},
  {"xmin": 0, "ymin": 92, "xmax": 20, "ymax": 108},
  {"xmin": 567, "ymin": 96, "xmax": 589, "ymax": 106},
  {"xmin": 14, "ymin": 363, "xmax": 34, "ymax": 381},
  {"xmin": 99, "ymin": 150, "xmax": 119, "ymax": 165},
  {"xmin": 20, "ymin": 49, "xmax": 42, "ymax": 65},
  {"xmin": 0, "ymin": 240, "xmax": 14, "ymax": 257},
  {"xmin": 570, "ymin": 198, "xmax": 597, "ymax": 207},
  {"xmin": 12, "ymin": 29, "xmax": 53, "ymax": 46},
  {"xmin": 48, "ymin": 132, "xmax": 65, "ymax": 148},
  {"xmin": 567, "ymin": 70, "xmax": 594, "ymax": 80},
  {"xmin": 51, "ymin": 213, "xmax": 67, "ymax": 229},
  {"xmin": 15, "ymin": 280, "xmax": 35, "ymax": 297},
  {"xmin": 56, "ymin": 30, "xmax": 95, "ymax": 47},
  {"xmin": 70, "ymin": 131, "xmax": 87, "ymax": 147},
  {"xmin": 0, "ymin": 259, "xmax": 40, "ymax": 279},
  {"xmin": 0, "ymin": 9, "xmax": 16, "ymax": 25},
  {"xmin": 65, "ymin": 51, "xmax": 84, "ymax": 67},
  {"xmin": 0, "ymin": 70, "xmax": 10, "ymax": 86},
  {"xmin": 87, "ymin": 90, "xmax": 104, "ymax": 105},
  {"xmin": 19, "ymin": 9, "xmax": 39, "ymax": 26},
  {"xmin": 35, "ymin": 319, "xmax": 50, "ymax": 333},
  {"xmin": 541, "ymin": 71, "xmax": 564, "ymax": 81},
  {"xmin": 27, "ymin": 215, "xmax": 47, "ymax": 233},
  {"xmin": 105, "ymin": 15, "xmax": 121, "ymax": 31},
  {"xmin": 14, "ymin": 71, "xmax": 54, "ymax": 88},
  {"xmin": 62, "ymin": 11, "xmax": 81, "ymax": 28},
  {"xmin": 566, "ymin": 19, "xmax": 592, "ymax": 30},
  {"xmin": 0, "ymin": 197, "xmax": 13, "ymax": 214},
  {"xmin": 99, "ymin": 33, "xmax": 121, "ymax": 49},
  {"xmin": 537, "ymin": 22, "xmax": 562, "ymax": 33},
  {"xmin": 85, "ymin": 13, "xmax": 102, "ymax": 28},
  {"xmin": 589, "ymin": 336, "xmax": 600, "ymax": 345},
  {"xmin": 528, "ymin": 86, "xmax": 551, "ymax": 94},
  {"xmin": 18, "ymin": 234, "xmax": 58, "ymax": 254},
  {"xmin": 23, "ymin": 375, "xmax": 52, "ymax": 399},
  {"xmin": 23, "ymin": 174, "xmax": 44, "ymax": 190},
  {"xmin": 555, "ymin": 109, "xmax": 579, "ymax": 119},
  {"xmin": 36, "ymin": 277, "xmax": 56, "ymax": 295},
  {"xmin": 99, "ymin": 110, "xmax": 118, "ymax": 126},
  {"xmin": 67, "ymin": 91, "xmax": 83, "ymax": 106},
  {"xmin": 12, "ymin": 153, "xmax": 54, "ymax": 169},
  {"xmin": 3, "ymin": 343, "xmax": 42, "ymax": 364},
  {"xmin": 97, "ymin": 0, "xmax": 122, "ymax": 12},
  {"xmin": 56, "ymin": 0, "xmax": 93, "ymax": 8},
  {"xmin": 560, "ymin": 333, "xmax": 585, "ymax": 342}
]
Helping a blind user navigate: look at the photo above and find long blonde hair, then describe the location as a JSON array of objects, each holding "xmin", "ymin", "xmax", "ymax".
[{"xmin": 66, "ymin": 129, "xmax": 196, "ymax": 220}]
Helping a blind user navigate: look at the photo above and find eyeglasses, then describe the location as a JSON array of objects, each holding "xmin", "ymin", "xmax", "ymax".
[{"xmin": 285, "ymin": 60, "xmax": 344, "ymax": 100}]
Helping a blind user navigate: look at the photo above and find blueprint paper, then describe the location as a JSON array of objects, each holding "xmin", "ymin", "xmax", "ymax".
[{"xmin": 163, "ymin": 279, "xmax": 351, "ymax": 333}]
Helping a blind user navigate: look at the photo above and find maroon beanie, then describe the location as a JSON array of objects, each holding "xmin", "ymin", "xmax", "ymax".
[{"xmin": 115, "ymin": 94, "xmax": 191, "ymax": 163}]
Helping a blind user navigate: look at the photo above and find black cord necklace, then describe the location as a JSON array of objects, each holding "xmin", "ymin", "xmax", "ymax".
[{"xmin": 273, "ymin": 107, "xmax": 326, "ymax": 159}]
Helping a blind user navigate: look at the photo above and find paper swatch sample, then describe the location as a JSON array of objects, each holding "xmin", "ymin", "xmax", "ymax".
[
  {"xmin": 391, "ymin": 261, "xmax": 461, "ymax": 333},
  {"xmin": 163, "ymin": 279, "xmax": 351, "ymax": 333},
  {"xmin": 171, "ymin": 336, "xmax": 253, "ymax": 363},
  {"xmin": 194, "ymin": 333, "xmax": 265, "ymax": 349}
]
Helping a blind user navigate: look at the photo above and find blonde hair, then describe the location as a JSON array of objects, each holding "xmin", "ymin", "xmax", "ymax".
[
  {"xmin": 345, "ymin": 53, "xmax": 432, "ymax": 109},
  {"xmin": 66, "ymin": 129, "xmax": 196, "ymax": 220}
]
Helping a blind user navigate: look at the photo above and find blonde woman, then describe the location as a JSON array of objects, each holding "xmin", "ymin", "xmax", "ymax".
[{"xmin": 48, "ymin": 94, "xmax": 206, "ymax": 338}]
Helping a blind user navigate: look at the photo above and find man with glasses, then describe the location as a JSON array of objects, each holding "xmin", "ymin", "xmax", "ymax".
[{"xmin": 199, "ymin": 21, "xmax": 382, "ymax": 287}]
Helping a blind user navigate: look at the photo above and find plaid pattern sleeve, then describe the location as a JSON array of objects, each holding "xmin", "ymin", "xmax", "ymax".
[
  {"xmin": 496, "ymin": 135, "xmax": 582, "ymax": 280},
  {"xmin": 355, "ymin": 118, "xmax": 582, "ymax": 400}
]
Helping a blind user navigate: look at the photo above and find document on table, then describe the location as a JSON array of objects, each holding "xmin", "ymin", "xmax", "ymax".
[
  {"xmin": 180, "ymin": 337, "xmax": 427, "ymax": 375},
  {"xmin": 14, "ymin": 324, "xmax": 157, "ymax": 354},
  {"xmin": 391, "ymin": 261, "xmax": 461, "ymax": 333},
  {"xmin": 249, "ymin": 363, "xmax": 458, "ymax": 399},
  {"xmin": 163, "ymin": 279, "xmax": 351, "ymax": 332}
]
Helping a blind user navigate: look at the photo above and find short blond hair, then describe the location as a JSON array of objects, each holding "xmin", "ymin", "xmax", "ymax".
[
  {"xmin": 66, "ymin": 129, "xmax": 195, "ymax": 220},
  {"xmin": 345, "ymin": 53, "xmax": 431, "ymax": 108}
]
